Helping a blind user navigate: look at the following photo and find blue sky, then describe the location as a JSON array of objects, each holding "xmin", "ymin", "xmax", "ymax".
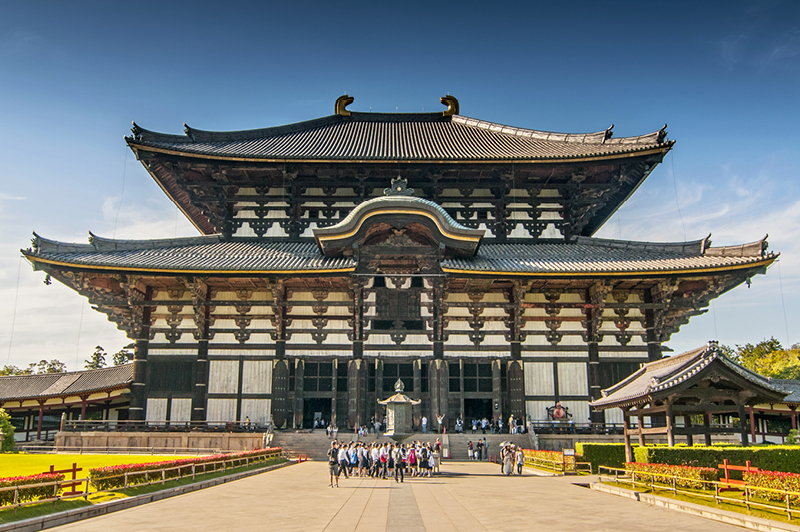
[{"xmin": 1, "ymin": 1, "xmax": 798, "ymax": 369}]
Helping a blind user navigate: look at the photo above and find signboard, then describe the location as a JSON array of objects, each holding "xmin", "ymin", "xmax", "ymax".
[{"xmin": 563, "ymin": 448, "xmax": 576, "ymax": 456}]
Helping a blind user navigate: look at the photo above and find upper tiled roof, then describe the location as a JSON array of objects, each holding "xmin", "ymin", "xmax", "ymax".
[
  {"xmin": 23, "ymin": 233, "xmax": 773, "ymax": 276},
  {"xmin": 591, "ymin": 343, "xmax": 786, "ymax": 409},
  {"xmin": 0, "ymin": 364, "xmax": 132, "ymax": 402},
  {"xmin": 127, "ymin": 112, "xmax": 672, "ymax": 162}
]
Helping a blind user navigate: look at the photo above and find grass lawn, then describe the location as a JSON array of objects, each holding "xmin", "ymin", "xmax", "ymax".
[
  {"xmin": 0, "ymin": 458, "xmax": 286, "ymax": 524},
  {"xmin": 0, "ymin": 453, "xmax": 202, "ymax": 478},
  {"xmin": 601, "ymin": 479, "xmax": 796, "ymax": 525}
]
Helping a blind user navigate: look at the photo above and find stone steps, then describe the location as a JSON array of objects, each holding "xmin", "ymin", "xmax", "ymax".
[
  {"xmin": 446, "ymin": 433, "xmax": 532, "ymax": 461},
  {"xmin": 270, "ymin": 431, "xmax": 450, "ymax": 461}
]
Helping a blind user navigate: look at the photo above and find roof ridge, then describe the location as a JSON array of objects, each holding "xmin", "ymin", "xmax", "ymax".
[
  {"xmin": 572, "ymin": 235, "xmax": 708, "ymax": 255},
  {"xmin": 453, "ymin": 115, "xmax": 670, "ymax": 145}
]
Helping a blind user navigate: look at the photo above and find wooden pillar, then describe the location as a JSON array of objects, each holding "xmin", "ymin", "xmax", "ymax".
[
  {"xmin": 749, "ymin": 407, "xmax": 756, "ymax": 443},
  {"xmin": 623, "ymin": 407, "xmax": 633, "ymax": 463},
  {"xmin": 293, "ymin": 359, "xmax": 304, "ymax": 429},
  {"xmin": 665, "ymin": 403, "xmax": 675, "ymax": 447},
  {"xmin": 637, "ymin": 409, "xmax": 645, "ymax": 447},
  {"xmin": 36, "ymin": 402, "xmax": 44, "ymax": 440},
  {"xmin": 80, "ymin": 396, "xmax": 88, "ymax": 421},
  {"xmin": 792, "ymin": 407, "xmax": 798, "ymax": 431},
  {"xmin": 508, "ymin": 360, "xmax": 524, "ymax": 420},
  {"xmin": 271, "ymin": 357, "xmax": 289, "ymax": 429},
  {"xmin": 685, "ymin": 414, "xmax": 693, "ymax": 446},
  {"xmin": 738, "ymin": 403, "xmax": 749, "ymax": 447},
  {"xmin": 642, "ymin": 288, "xmax": 664, "ymax": 362},
  {"xmin": 703, "ymin": 412, "xmax": 712, "ymax": 446},
  {"xmin": 491, "ymin": 359, "xmax": 502, "ymax": 424},
  {"xmin": 429, "ymin": 359, "xmax": 448, "ymax": 427}
]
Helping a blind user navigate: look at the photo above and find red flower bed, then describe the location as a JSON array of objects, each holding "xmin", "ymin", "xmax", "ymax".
[
  {"xmin": 89, "ymin": 447, "xmax": 281, "ymax": 490},
  {"xmin": 0, "ymin": 473, "xmax": 65, "ymax": 506},
  {"xmin": 625, "ymin": 462, "xmax": 718, "ymax": 490},
  {"xmin": 744, "ymin": 470, "xmax": 800, "ymax": 504}
]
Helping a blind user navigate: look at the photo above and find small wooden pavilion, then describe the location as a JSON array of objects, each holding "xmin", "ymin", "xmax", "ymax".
[{"xmin": 590, "ymin": 342, "xmax": 788, "ymax": 462}]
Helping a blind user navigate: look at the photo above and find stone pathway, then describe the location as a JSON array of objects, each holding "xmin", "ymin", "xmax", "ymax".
[{"xmin": 50, "ymin": 461, "xmax": 747, "ymax": 531}]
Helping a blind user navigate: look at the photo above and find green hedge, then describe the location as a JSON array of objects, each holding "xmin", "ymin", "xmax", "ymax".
[
  {"xmin": 634, "ymin": 445, "xmax": 800, "ymax": 473},
  {"xmin": 576, "ymin": 443, "xmax": 800, "ymax": 474},
  {"xmin": 575, "ymin": 443, "xmax": 633, "ymax": 473}
]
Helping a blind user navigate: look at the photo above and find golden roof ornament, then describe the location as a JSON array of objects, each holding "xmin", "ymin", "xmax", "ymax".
[
  {"xmin": 440, "ymin": 95, "xmax": 459, "ymax": 116},
  {"xmin": 335, "ymin": 95, "xmax": 354, "ymax": 117}
]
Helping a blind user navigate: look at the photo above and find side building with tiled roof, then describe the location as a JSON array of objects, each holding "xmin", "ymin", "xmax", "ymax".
[
  {"xmin": 0, "ymin": 365, "xmax": 132, "ymax": 442},
  {"xmin": 21, "ymin": 95, "xmax": 777, "ymax": 435}
]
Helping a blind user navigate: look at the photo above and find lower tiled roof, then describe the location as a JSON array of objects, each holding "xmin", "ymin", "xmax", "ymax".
[
  {"xmin": 23, "ymin": 234, "xmax": 773, "ymax": 275},
  {"xmin": 0, "ymin": 364, "xmax": 132, "ymax": 402},
  {"xmin": 443, "ymin": 237, "xmax": 772, "ymax": 274}
]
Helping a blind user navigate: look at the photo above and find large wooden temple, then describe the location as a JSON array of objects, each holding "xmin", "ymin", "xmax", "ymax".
[{"xmin": 22, "ymin": 95, "xmax": 777, "ymax": 431}]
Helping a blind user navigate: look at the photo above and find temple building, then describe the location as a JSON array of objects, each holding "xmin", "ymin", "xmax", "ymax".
[{"xmin": 21, "ymin": 95, "xmax": 777, "ymax": 432}]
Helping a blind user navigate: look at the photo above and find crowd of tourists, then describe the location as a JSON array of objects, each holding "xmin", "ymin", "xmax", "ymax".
[{"xmin": 327, "ymin": 439, "xmax": 443, "ymax": 488}]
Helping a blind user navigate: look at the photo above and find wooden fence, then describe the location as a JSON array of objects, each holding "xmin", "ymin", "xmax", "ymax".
[
  {"xmin": 599, "ymin": 465, "xmax": 800, "ymax": 520},
  {"xmin": 0, "ymin": 448, "xmax": 283, "ymax": 512}
]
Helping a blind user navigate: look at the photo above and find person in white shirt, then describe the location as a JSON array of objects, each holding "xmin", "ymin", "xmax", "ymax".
[
  {"xmin": 337, "ymin": 444, "xmax": 349, "ymax": 479},
  {"xmin": 422, "ymin": 416, "xmax": 428, "ymax": 433}
]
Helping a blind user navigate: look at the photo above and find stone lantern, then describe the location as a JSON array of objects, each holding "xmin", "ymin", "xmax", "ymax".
[{"xmin": 378, "ymin": 378, "xmax": 420, "ymax": 441}]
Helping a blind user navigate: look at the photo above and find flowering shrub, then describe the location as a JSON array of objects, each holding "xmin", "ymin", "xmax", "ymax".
[
  {"xmin": 744, "ymin": 470, "xmax": 800, "ymax": 504},
  {"xmin": 625, "ymin": 462, "xmax": 718, "ymax": 490},
  {"xmin": 89, "ymin": 447, "xmax": 281, "ymax": 490},
  {"xmin": 0, "ymin": 473, "xmax": 64, "ymax": 506}
]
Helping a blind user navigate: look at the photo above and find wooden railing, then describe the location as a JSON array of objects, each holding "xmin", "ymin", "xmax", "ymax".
[
  {"xmin": 62, "ymin": 420, "xmax": 273, "ymax": 433},
  {"xmin": 0, "ymin": 449, "xmax": 283, "ymax": 512},
  {"xmin": 598, "ymin": 465, "xmax": 800, "ymax": 520}
]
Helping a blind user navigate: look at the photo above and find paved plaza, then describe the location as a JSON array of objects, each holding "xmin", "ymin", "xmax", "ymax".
[{"xmin": 50, "ymin": 461, "xmax": 747, "ymax": 532}]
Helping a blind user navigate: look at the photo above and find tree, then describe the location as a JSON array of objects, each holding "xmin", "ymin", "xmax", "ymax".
[
  {"xmin": 112, "ymin": 343, "xmax": 134, "ymax": 366},
  {"xmin": 721, "ymin": 337, "xmax": 800, "ymax": 380},
  {"xmin": 0, "ymin": 408, "xmax": 14, "ymax": 452},
  {"xmin": 26, "ymin": 359, "xmax": 67, "ymax": 374},
  {"xmin": 0, "ymin": 365, "xmax": 32, "ymax": 376},
  {"xmin": 85, "ymin": 346, "xmax": 107, "ymax": 370}
]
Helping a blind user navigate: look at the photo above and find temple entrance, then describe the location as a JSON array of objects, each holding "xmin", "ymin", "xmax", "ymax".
[
  {"xmin": 463, "ymin": 398, "xmax": 492, "ymax": 424},
  {"xmin": 303, "ymin": 398, "xmax": 332, "ymax": 429}
]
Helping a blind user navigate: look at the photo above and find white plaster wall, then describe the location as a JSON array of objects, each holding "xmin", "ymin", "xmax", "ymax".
[
  {"xmin": 170, "ymin": 398, "xmax": 192, "ymax": 422},
  {"xmin": 207, "ymin": 399, "xmax": 237, "ymax": 422},
  {"xmin": 208, "ymin": 360, "xmax": 239, "ymax": 394},
  {"xmin": 559, "ymin": 400, "xmax": 590, "ymax": 424},
  {"xmin": 524, "ymin": 362, "xmax": 554, "ymax": 395},
  {"xmin": 526, "ymin": 400, "xmax": 551, "ymax": 422},
  {"xmin": 241, "ymin": 399, "xmax": 272, "ymax": 423},
  {"xmin": 557, "ymin": 362, "xmax": 588, "ymax": 396},
  {"xmin": 242, "ymin": 360, "xmax": 272, "ymax": 394},
  {"xmin": 146, "ymin": 398, "xmax": 168, "ymax": 422}
]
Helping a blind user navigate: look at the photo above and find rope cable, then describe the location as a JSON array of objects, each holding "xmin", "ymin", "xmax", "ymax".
[
  {"xmin": 75, "ymin": 303, "xmax": 85, "ymax": 370},
  {"xmin": 670, "ymin": 151, "xmax": 687, "ymax": 241},
  {"xmin": 113, "ymin": 148, "xmax": 128, "ymax": 239},
  {"xmin": 5, "ymin": 257, "xmax": 23, "ymax": 365},
  {"xmin": 777, "ymin": 260, "xmax": 791, "ymax": 347}
]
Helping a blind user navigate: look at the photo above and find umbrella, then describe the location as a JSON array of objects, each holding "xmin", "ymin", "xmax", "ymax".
[{"xmin": 499, "ymin": 441, "xmax": 511, "ymax": 447}]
